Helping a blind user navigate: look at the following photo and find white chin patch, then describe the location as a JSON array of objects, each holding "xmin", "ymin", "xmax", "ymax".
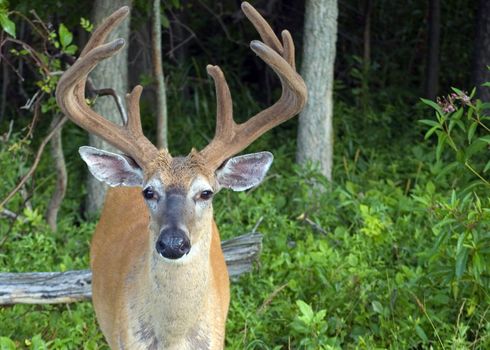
[{"xmin": 157, "ymin": 243, "xmax": 201, "ymax": 266}]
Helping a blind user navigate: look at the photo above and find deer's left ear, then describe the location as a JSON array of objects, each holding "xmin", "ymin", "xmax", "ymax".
[{"xmin": 215, "ymin": 152, "xmax": 273, "ymax": 191}]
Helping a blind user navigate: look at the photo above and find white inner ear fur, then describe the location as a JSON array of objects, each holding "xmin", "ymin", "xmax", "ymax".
[
  {"xmin": 79, "ymin": 146, "xmax": 143, "ymax": 187},
  {"xmin": 215, "ymin": 152, "xmax": 273, "ymax": 192}
]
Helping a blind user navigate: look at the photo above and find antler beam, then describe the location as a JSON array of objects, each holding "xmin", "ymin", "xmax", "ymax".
[
  {"xmin": 200, "ymin": 2, "xmax": 307, "ymax": 169},
  {"xmin": 55, "ymin": 7, "xmax": 158, "ymax": 170}
]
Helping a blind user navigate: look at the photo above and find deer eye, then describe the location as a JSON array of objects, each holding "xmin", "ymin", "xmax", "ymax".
[
  {"xmin": 199, "ymin": 190, "xmax": 214, "ymax": 201},
  {"xmin": 142, "ymin": 186, "xmax": 156, "ymax": 200}
]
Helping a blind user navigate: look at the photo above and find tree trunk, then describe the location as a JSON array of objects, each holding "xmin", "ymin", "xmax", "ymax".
[
  {"xmin": 360, "ymin": 0, "xmax": 372, "ymax": 111},
  {"xmin": 152, "ymin": 0, "xmax": 168, "ymax": 149},
  {"xmin": 296, "ymin": 0, "xmax": 338, "ymax": 181},
  {"xmin": 425, "ymin": 0, "xmax": 440, "ymax": 100},
  {"xmin": 45, "ymin": 115, "xmax": 67, "ymax": 231},
  {"xmin": 363, "ymin": 0, "xmax": 372, "ymax": 66},
  {"xmin": 472, "ymin": 0, "xmax": 490, "ymax": 102},
  {"xmin": 86, "ymin": 0, "xmax": 132, "ymax": 215}
]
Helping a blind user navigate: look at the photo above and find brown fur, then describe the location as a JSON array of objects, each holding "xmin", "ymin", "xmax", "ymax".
[
  {"xmin": 146, "ymin": 149, "xmax": 214, "ymax": 188},
  {"xmin": 91, "ymin": 158, "xmax": 230, "ymax": 349}
]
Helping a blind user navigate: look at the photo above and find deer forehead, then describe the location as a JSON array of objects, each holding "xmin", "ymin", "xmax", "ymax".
[{"xmin": 145, "ymin": 153, "xmax": 216, "ymax": 192}]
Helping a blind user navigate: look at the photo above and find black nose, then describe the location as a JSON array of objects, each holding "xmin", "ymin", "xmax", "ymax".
[{"xmin": 156, "ymin": 228, "xmax": 191, "ymax": 259}]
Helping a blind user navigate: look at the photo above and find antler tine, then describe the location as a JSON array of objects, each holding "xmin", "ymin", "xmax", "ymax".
[
  {"xmin": 206, "ymin": 65, "xmax": 235, "ymax": 145},
  {"xmin": 56, "ymin": 7, "xmax": 158, "ymax": 170},
  {"xmin": 80, "ymin": 6, "xmax": 130, "ymax": 57},
  {"xmin": 240, "ymin": 2, "xmax": 283, "ymax": 55},
  {"xmin": 281, "ymin": 30, "xmax": 296, "ymax": 70},
  {"xmin": 200, "ymin": 2, "xmax": 307, "ymax": 169}
]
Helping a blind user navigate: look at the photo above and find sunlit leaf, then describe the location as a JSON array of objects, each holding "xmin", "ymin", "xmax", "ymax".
[
  {"xmin": 0, "ymin": 13, "xmax": 15, "ymax": 38},
  {"xmin": 58, "ymin": 23, "xmax": 73, "ymax": 48}
]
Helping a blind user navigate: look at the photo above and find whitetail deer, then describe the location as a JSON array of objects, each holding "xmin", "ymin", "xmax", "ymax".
[{"xmin": 56, "ymin": 3, "xmax": 306, "ymax": 349}]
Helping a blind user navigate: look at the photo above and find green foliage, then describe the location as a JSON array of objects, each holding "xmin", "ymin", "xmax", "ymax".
[
  {"xmin": 420, "ymin": 88, "xmax": 490, "ymax": 187},
  {"xmin": 0, "ymin": 12, "xmax": 15, "ymax": 38},
  {"xmin": 79, "ymin": 17, "xmax": 93, "ymax": 33},
  {"xmin": 3, "ymin": 96, "xmax": 490, "ymax": 348},
  {"xmin": 0, "ymin": 1, "xmax": 15, "ymax": 37},
  {"xmin": 57, "ymin": 24, "xmax": 77, "ymax": 55},
  {"xmin": 291, "ymin": 300, "xmax": 338, "ymax": 349},
  {"xmin": 419, "ymin": 88, "xmax": 490, "ymax": 306}
]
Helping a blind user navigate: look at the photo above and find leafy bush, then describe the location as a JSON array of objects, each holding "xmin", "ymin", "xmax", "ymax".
[{"xmin": 2, "ymin": 96, "xmax": 490, "ymax": 348}]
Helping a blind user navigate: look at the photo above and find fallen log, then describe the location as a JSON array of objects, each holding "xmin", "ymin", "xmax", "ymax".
[{"xmin": 0, "ymin": 233, "xmax": 262, "ymax": 305}]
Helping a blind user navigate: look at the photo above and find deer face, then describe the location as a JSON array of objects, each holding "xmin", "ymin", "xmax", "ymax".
[
  {"xmin": 56, "ymin": 3, "xmax": 306, "ymax": 261},
  {"xmin": 79, "ymin": 146, "xmax": 273, "ymax": 261}
]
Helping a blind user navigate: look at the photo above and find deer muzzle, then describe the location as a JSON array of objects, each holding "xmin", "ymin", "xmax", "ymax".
[{"xmin": 156, "ymin": 227, "xmax": 191, "ymax": 259}]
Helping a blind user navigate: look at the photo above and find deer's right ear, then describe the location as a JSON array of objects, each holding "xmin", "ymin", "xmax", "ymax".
[{"xmin": 79, "ymin": 146, "xmax": 144, "ymax": 187}]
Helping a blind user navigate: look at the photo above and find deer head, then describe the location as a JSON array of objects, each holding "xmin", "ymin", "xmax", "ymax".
[{"xmin": 56, "ymin": 3, "xmax": 307, "ymax": 261}]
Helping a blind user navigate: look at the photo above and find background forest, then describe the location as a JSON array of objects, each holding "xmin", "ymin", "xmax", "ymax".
[{"xmin": 1, "ymin": 0, "xmax": 490, "ymax": 349}]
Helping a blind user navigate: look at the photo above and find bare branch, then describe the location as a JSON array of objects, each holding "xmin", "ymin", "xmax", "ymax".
[
  {"xmin": 23, "ymin": 96, "xmax": 44, "ymax": 140},
  {"xmin": 90, "ymin": 87, "xmax": 128, "ymax": 125},
  {"xmin": 252, "ymin": 216, "xmax": 264, "ymax": 233},
  {"xmin": 0, "ymin": 116, "xmax": 68, "ymax": 209},
  {"xmin": 0, "ymin": 208, "xmax": 19, "ymax": 220},
  {"xmin": 20, "ymin": 89, "xmax": 42, "ymax": 110},
  {"xmin": 1, "ymin": 120, "xmax": 14, "ymax": 143},
  {"xmin": 0, "ymin": 38, "xmax": 50, "ymax": 75},
  {"xmin": 45, "ymin": 115, "xmax": 67, "ymax": 231}
]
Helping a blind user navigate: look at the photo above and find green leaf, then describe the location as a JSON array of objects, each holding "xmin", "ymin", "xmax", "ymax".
[
  {"xmin": 419, "ymin": 119, "xmax": 440, "ymax": 127},
  {"xmin": 451, "ymin": 107, "xmax": 464, "ymax": 121},
  {"xmin": 30, "ymin": 335, "xmax": 47, "ymax": 350},
  {"xmin": 480, "ymin": 102, "xmax": 490, "ymax": 111},
  {"xmin": 296, "ymin": 300, "xmax": 314, "ymax": 320},
  {"xmin": 0, "ymin": 13, "xmax": 15, "ymax": 38},
  {"xmin": 470, "ymin": 86, "xmax": 477, "ymax": 98},
  {"xmin": 483, "ymin": 160, "xmax": 490, "ymax": 173},
  {"xmin": 63, "ymin": 44, "xmax": 78, "ymax": 55},
  {"xmin": 415, "ymin": 325, "xmax": 429, "ymax": 343},
  {"xmin": 424, "ymin": 125, "xmax": 440, "ymax": 140},
  {"xmin": 371, "ymin": 300, "xmax": 384, "ymax": 315},
  {"xmin": 466, "ymin": 139, "xmax": 486, "ymax": 159},
  {"xmin": 478, "ymin": 135, "xmax": 490, "ymax": 144},
  {"xmin": 58, "ymin": 23, "xmax": 73, "ymax": 48},
  {"xmin": 448, "ymin": 119, "xmax": 456, "ymax": 134},
  {"xmin": 432, "ymin": 230, "xmax": 450, "ymax": 251},
  {"xmin": 420, "ymin": 98, "xmax": 444, "ymax": 116},
  {"xmin": 80, "ymin": 17, "xmax": 93, "ymax": 32},
  {"xmin": 455, "ymin": 247, "xmax": 469, "ymax": 279},
  {"xmin": 467, "ymin": 122, "xmax": 478, "ymax": 143},
  {"xmin": 0, "ymin": 337, "xmax": 16, "ymax": 350},
  {"xmin": 473, "ymin": 252, "xmax": 483, "ymax": 278},
  {"xmin": 436, "ymin": 132, "xmax": 447, "ymax": 161},
  {"xmin": 161, "ymin": 13, "xmax": 170, "ymax": 29},
  {"xmin": 451, "ymin": 86, "xmax": 465, "ymax": 96}
]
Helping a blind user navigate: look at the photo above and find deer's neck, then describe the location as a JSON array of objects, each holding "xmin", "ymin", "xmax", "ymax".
[{"xmin": 128, "ymin": 227, "xmax": 212, "ymax": 349}]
